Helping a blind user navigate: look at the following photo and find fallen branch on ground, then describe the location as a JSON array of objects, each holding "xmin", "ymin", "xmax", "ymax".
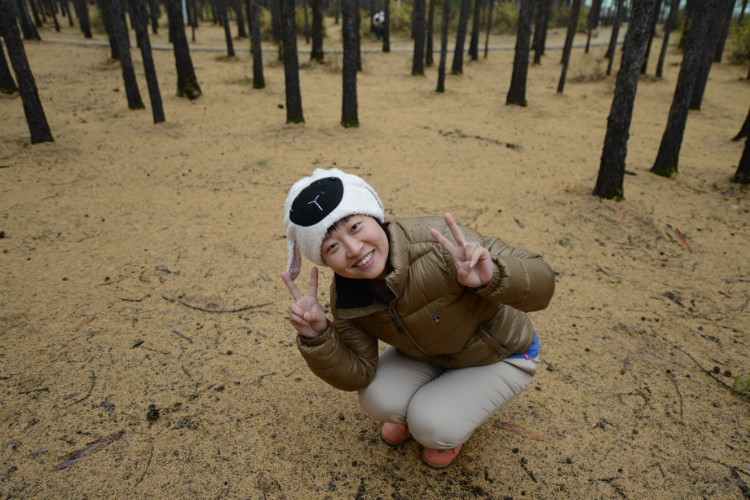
[
  {"xmin": 53, "ymin": 430, "xmax": 125, "ymax": 470},
  {"xmin": 163, "ymin": 295, "xmax": 271, "ymax": 313}
]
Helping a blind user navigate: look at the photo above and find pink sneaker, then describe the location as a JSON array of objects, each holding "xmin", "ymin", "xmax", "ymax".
[
  {"xmin": 380, "ymin": 423, "xmax": 410, "ymax": 446},
  {"xmin": 422, "ymin": 444, "xmax": 463, "ymax": 469}
]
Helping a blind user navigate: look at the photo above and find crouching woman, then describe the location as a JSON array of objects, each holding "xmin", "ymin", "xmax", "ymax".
[{"xmin": 281, "ymin": 168, "xmax": 555, "ymax": 469}]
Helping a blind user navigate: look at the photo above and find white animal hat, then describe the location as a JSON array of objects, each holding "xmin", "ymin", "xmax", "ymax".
[{"xmin": 283, "ymin": 168, "xmax": 385, "ymax": 280}]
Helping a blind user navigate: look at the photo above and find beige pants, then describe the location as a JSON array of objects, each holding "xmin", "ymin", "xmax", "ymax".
[{"xmin": 358, "ymin": 346, "xmax": 538, "ymax": 449}]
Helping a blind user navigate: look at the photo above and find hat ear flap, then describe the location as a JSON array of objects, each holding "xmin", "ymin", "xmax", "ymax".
[{"xmin": 287, "ymin": 240, "xmax": 303, "ymax": 281}]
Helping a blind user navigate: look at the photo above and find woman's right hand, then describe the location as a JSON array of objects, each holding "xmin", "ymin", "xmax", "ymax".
[{"xmin": 281, "ymin": 267, "xmax": 328, "ymax": 339}]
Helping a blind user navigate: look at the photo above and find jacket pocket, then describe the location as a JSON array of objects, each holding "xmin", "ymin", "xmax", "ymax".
[{"xmin": 477, "ymin": 325, "xmax": 511, "ymax": 358}]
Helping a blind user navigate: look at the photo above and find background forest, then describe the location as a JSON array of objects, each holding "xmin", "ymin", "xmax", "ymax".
[{"xmin": 2, "ymin": 0, "xmax": 750, "ymax": 498}]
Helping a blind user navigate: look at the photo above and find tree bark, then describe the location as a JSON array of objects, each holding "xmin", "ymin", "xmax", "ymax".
[
  {"xmin": 98, "ymin": 0, "xmax": 120, "ymax": 59},
  {"xmin": 148, "ymin": 0, "xmax": 159, "ymax": 34},
  {"xmin": 248, "ymin": 0, "xmax": 265, "ymax": 87},
  {"xmin": 132, "ymin": 0, "xmax": 165, "ymax": 122},
  {"xmin": 605, "ymin": 0, "xmax": 625, "ymax": 75},
  {"xmin": 734, "ymin": 135, "xmax": 750, "ymax": 184},
  {"xmin": 436, "ymin": 0, "xmax": 450, "ymax": 92},
  {"xmin": 382, "ymin": 0, "xmax": 390, "ymax": 52},
  {"xmin": 532, "ymin": 0, "xmax": 550, "ymax": 64},
  {"xmin": 110, "ymin": 0, "xmax": 145, "ymax": 109},
  {"xmin": 166, "ymin": 0, "xmax": 201, "ymax": 98},
  {"xmin": 651, "ymin": 1, "xmax": 712, "ymax": 177},
  {"xmin": 280, "ymin": 0, "xmax": 304, "ymax": 123},
  {"xmin": 713, "ymin": 0, "xmax": 735, "ymax": 62},
  {"xmin": 71, "ymin": 0, "xmax": 92, "ymax": 37},
  {"xmin": 341, "ymin": 0, "xmax": 358, "ymax": 126},
  {"xmin": 14, "ymin": 0, "xmax": 40, "ymax": 39},
  {"xmin": 269, "ymin": 0, "xmax": 283, "ymax": 42},
  {"xmin": 468, "ymin": 0, "xmax": 481, "ymax": 61},
  {"xmin": 311, "ymin": 0, "xmax": 324, "ymax": 61},
  {"xmin": 557, "ymin": 0, "xmax": 581, "ymax": 93},
  {"xmin": 0, "ymin": 37, "xmax": 19, "ymax": 94},
  {"xmin": 639, "ymin": 0, "xmax": 661, "ymax": 74},
  {"xmin": 220, "ymin": 0, "xmax": 236, "ymax": 57},
  {"xmin": 594, "ymin": 0, "xmax": 656, "ymax": 200},
  {"xmin": 411, "ymin": 0, "xmax": 425, "ymax": 75},
  {"xmin": 585, "ymin": 0, "xmax": 602, "ymax": 53},
  {"xmin": 731, "ymin": 105, "xmax": 750, "ymax": 142},
  {"xmin": 690, "ymin": 0, "xmax": 729, "ymax": 110},
  {"xmin": 506, "ymin": 0, "xmax": 535, "ymax": 106},
  {"xmin": 655, "ymin": 0, "xmax": 679, "ymax": 78},
  {"xmin": 0, "ymin": 0, "xmax": 52, "ymax": 143},
  {"xmin": 231, "ymin": 0, "xmax": 247, "ymax": 37},
  {"xmin": 451, "ymin": 0, "xmax": 471, "ymax": 74},
  {"xmin": 484, "ymin": 0, "xmax": 494, "ymax": 58},
  {"xmin": 425, "ymin": 0, "xmax": 435, "ymax": 66}
]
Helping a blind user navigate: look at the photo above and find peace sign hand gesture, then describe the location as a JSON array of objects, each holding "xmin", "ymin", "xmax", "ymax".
[
  {"xmin": 281, "ymin": 267, "xmax": 328, "ymax": 339},
  {"xmin": 430, "ymin": 213, "xmax": 494, "ymax": 289}
]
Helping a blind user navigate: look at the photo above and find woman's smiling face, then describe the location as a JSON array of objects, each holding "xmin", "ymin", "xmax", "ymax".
[{"xmin": 321, "ymin": 215, "xmax": 389, "ymax": 280}]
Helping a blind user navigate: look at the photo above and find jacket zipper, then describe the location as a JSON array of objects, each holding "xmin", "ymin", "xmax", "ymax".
[{"xmin": 389, "ymin": 307, "xmax": 429, "ymax": 355}]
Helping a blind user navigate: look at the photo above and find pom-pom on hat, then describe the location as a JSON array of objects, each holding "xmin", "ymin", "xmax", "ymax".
[{"xmin": 284, "ymin": 168, "xmax": 384, "ymax": 281}]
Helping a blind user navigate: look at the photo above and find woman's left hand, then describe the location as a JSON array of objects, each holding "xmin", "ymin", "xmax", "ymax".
[{"xmin": 430, "ymin": 213, "xmax": 494, "ymax": 288}]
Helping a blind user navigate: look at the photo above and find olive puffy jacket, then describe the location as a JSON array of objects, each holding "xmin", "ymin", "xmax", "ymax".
[{"xmin": 296, "ymin": 216, "xmax": 555, "ymax": 391}]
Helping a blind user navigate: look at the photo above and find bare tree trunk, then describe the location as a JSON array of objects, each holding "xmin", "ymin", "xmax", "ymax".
[
  {"xmin": 451, "ymin": 0, "xmax": 471, "ymax": 74},
  {"xmin": 605, "ymin": 0, "xmax": 625, "ymax": 75},
  {"xmin": 132, "ymin": 0, "xmax": 165, "ymax": 123},
  {"xmin": 71, "ymin": 0, "xmax": 92, "ymax": 37},
  {"xmin": 166, "ymin": 0, "xmax": 202, "ymax": 98},
  {"xmin": 341, "ymin": 0, "xmax": 358, "ymax": 126},
  {"xmin": 468, "ymin": 0, "xmax": 481, "ymax": 60},
  {"xmin": 713, "ymin": 0, "xmax": 735, "ymax": 62},
  {"xmin": 655, "ymin": 0, "xmax": 679, "ymax": 78},
  {"xmin": 412, "ymin": 0, "xmax": 425, "ymax": 75},
  {"xmin": 0, "ymin": 38, "xmax": 19, "ymax": 94},
  {"xmin": 651, "ymin": 1, "xmax": 712, "ymax": 177},
  {"xmin": 382, "ymin": 0, "xmax": 390, "ymax": 52},
  {"xmin": 585, "ymin": 0, "xmax": 602, "ymax": 53},
  {"xmin": 734, "ymin": 135, "xmax": 750, "ymax": 184},
  {"xmin": 731, "ymin": 105, "xmax": 750, "ymax": 142},
  {"xmin": 484, "ymin": 0, "xmax": 494, "ymax": 58},
  {"xmin": 110, "ymin": 0, "xmax": 145, "ymax": 109},
  {"xmin": 280, "ymin": 0, "xmax": 304, "ymax": 123},
  {"xmin": 557, "ymin": 0, "xmax": 581, "ymax": 93},
  {"xmin": 425, "ymin": 0, "xmax": 436, "ymax": 66},
  {"xmin": 532, "ymin": 0, "xmax": 550, "ymax": 64},
  {"xmin": 506, "ymin": 0, "xmax": 535, "ymax": 106},
  {"xmin": 690, "ymin": 0, "xmax": 728, "ymax": 110},
  {"xmin": 436, "ymin": 0, "xmax": 450, "ymax": 92},
  {"xmin": 311, "ymin": 0, "xmax": 324, "ymax": 61},
  {"xmin": 640, "ymin": 0, "xmax": 661, "ymax": 73},
  {"xmin": 594, "ymin": 0, "xmax": 656, "ymax": 200},
  {"xmin": 248, "ymin": 0, "xmax": 265, "ymax": 87},
  {"xmin": 14, "ymin": 0, "xmax": 40, "ymax": 39},
  {"xmin": 0, "ymin": 0, "xmax": 52, "ymax": 143},
  {"xmin": 220, "ymin": 0, "xmax": 236, "ymax": 56}
]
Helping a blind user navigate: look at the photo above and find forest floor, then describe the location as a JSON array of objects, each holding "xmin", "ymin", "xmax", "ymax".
[{"xmin": 1, "ymin": 16, "xmax": 749, "ymax": 500}]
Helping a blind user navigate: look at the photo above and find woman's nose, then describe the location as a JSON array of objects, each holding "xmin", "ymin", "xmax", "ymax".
[{"xmin": 343, "ymin": 236, "xmax": 362, "ymax": 256}]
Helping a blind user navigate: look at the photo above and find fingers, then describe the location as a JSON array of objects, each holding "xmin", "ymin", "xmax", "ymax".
[
  {"xmin": 444, "ymin": 212, "xmax": 468, "ymax": 247},
  {"xmin": 307, "ymin": 267, "xmax": 319, "ymax": 299},
  {"xmin": 281, "ymin": 271, "xmax": 303, "ymax": 301}
]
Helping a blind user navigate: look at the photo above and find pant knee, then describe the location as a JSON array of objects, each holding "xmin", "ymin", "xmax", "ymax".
[
  {"xmin": 358, "ymin": 386, "xmax": 406, "ymax": 424},
  {"xmin": 407, "ymin": 406, "xmax": 469, "ymax": 449}
]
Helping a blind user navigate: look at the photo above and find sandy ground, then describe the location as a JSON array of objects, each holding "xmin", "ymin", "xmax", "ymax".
[{"xmin": 1, "ymin": 14, "xmax": 749, "ymax": 500}]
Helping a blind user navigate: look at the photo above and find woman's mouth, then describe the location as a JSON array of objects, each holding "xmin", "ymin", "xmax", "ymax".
[{"xmin": 354, "ymin": 251, "xmax": 374, "ymax": 269}]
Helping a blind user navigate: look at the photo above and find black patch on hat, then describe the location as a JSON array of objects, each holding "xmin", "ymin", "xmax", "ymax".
[{"xmin": 289, "ymin": 177, "xmax": 344, "ymax": 227}]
